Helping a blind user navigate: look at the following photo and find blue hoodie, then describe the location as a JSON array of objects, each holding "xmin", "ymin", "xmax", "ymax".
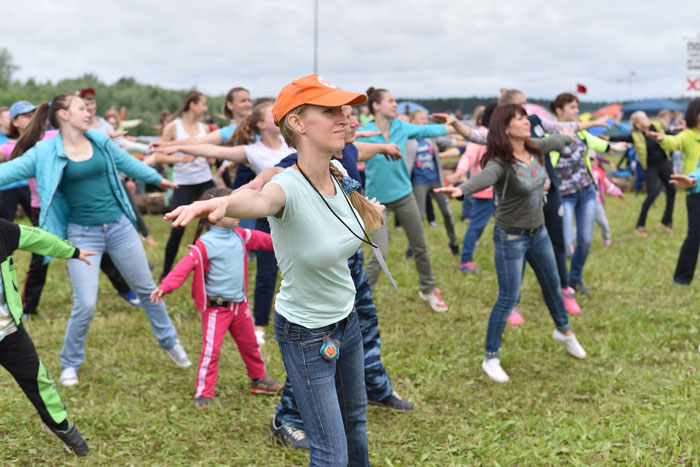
[
  {"xmin": 0, "ymin": 130, "xmax": 162, "ymax": 257},
  {"xmin": 357, "ymin": 119, "xmax": 446, "ymax": 204}
]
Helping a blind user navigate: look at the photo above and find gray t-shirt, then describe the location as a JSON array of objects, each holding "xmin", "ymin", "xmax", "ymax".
[{"xmin": 457, "ymin": 135, "xmax": 571, "ymax": 231}]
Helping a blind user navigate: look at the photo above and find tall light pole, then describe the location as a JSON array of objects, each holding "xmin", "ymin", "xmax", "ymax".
[{"xmin": 313, "ymin": 0, "xmax": 318, "ymax": 74}]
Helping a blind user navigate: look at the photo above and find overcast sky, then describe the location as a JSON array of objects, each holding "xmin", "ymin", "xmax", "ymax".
[{"xmin": 3, "ymin": 0, "xmax": 699, "ymax": 102}]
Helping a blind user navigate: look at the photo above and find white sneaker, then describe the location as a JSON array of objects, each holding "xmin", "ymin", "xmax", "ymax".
[
  {"xmin": 165, "ymin": 343, "xmax": 192, "ymax": 368},
  {"xmin": 482, "ymin": 359, "xmax": 509, "ymax": 383},
  {"xmin": 418, "ymin": 288, "xmax": 448, "ymax": 312},
  {"xmin": 552, "ymin": 329, "xmax": 587, "ymax": 359},
  {"xmin": 59, "ymin": 368, "xmax": 79, "ymax": 387},
  {"xmin": 255, "ymin": 330, "xmax": 266, "ymax": 346}
]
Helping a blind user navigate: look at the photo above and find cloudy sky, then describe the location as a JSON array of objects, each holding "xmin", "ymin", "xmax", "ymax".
[{"xmin": 3, "ymin": 0, "xmax": 699, "ymax": 101}]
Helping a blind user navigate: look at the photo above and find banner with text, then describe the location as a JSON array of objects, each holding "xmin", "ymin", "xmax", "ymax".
[{"xmin": 685, "ymin": 37, "xmax": 700, "ymax": 97}]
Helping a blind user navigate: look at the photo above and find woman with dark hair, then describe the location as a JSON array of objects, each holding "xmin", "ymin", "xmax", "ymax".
[
  {"xmin": 0, "ymin": 94, "xmax": 190, "ymax": 387},
  {"xmin": 436, "ymin": 104, "xmax": 586, "ymax": 383},
  {"xmin": 159, "ymin": 91, "xmax": 216, "ymax": 279},
  {"xmin": 0, "ymin": 101, "xmax": 37, "ymax": 221},
  {"xmin": 648, "ymin": 98, "xmax": 700, "ymax": 284},
  {"xmin": 549, "ymin": 92, "xmax": 625, "ymax": 296}
]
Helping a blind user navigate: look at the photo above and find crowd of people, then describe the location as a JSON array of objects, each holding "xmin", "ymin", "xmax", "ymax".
[{"xmin": 1, "ymin": 78, "xmax": 699, "ymax": 465}]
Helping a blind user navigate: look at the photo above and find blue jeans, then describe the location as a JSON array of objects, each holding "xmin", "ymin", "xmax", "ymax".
[
  {"xmin": 274, "ymin": 311, "xmax": 369, "ymax": 467},
  {"xmin": 253, "ymin": 217, "xmax": 278, "ymax": 327},
  {"xmin": 61, "ymin": 215, "xmax": 179, "ymax": 370},
  {"xmin": 460, "ymin": 197, "xmax": 495, "ymax": 264},
  {"xmin": 562, "ymin": 185, "xmax": 596, "ymax": 284},
  {"xmin": 461, "ymin": 195, "xmax": 473, "ymax": 221},
  {"xmin": 275, "ymin": 249, "xmax": 394, "ymax": 430},
  {"xmin": 485, "ymin": 226, "xmax": 571, "ymax": 358}
]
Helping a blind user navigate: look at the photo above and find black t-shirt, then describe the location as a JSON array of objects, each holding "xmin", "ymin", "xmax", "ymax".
[{"xmin": 275, "ymin": 144, "xmax": 362, "ymax": 192}]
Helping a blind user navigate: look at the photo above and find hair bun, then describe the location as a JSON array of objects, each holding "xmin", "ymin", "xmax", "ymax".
[{"xmin": 366, "ymin": 87, "xmax": 376, "ymax": 97}]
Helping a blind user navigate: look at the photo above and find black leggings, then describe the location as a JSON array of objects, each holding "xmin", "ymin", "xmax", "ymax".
[
  {"xmin": 161, "ymin": 180, "xmax": 216, "ymax": 279},
  {"xmin": 0, "ymin": 185, "xmax": 32, "ymax": 221},
  {"xmin": 674, "ymin": 193, "xmax": 700, "ymax": 284},
  {"xmin": 637, "ymin": 161, "xmax": 676, "ymax": 228},
  {"xmin": 0, "ymin": 325, "xmax": 70, "ymax": 431}
]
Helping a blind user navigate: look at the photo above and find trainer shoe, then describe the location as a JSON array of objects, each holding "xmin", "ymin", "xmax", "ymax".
[
  {"xmin": 251, "ymin": 375, "xmax": 282, "ymax": 395},
  {"xmin": 44, "ymin": 422, "xmax": 89, "ymax": 456},
  {"xmin": 419, "ymin": 288, "xmax": 448, "ymax": 312},
  {"xmin": 405, "ymin": 247, "xmax": 414, "ymax": 259},
  {"xmin": 552, "ymin": 329, "xmax": 586, "ymax": 359},
  {"xmin": 507, "ymin": 305, "xmax": 525, "ymax": 325},
  {"xmin": 561, "ymin": 287, "xmax": 581, "ymax": 315},
  {"xmin": 270, "ymin": 416, "xmax": 310, "ymax": 450},
  {"xmin": 660, "ymin": 223, "xmax": 676, "ymax": 233},
  {"xmin": 165, "ymin": 343, "xmax": 191, "ymax": 368},
  {"xmin": 429, "ymin": 221, "xmax": 439, "ymax": 228},
  {"xmin": 368, "ymin": 390, "xmax": 414, "ymax": 411},
  {"xmin": 571, "ymin": 281, "xmax": 592, "ymax": 296},
  {"xmin": 59, "ymin": 368, "xmax": 78, "ymax": 387},
  {"xmin": 195, "ymin": 397, "xmax": 212, "ymax": 410},
  {"xmin": 458, "ymin": 262, "xmax": 480, "ymax": 274},
  {"xmin": 255, "ymin": 330, "xmax": 266, "ymax": 346},
  {"xmin": 634, "ymin": 226, "xmax": 648, "ymax": 237},
  {"xmin": 118, "ymin": 290, "xmax": 142, "ymax": 307},
  {"xmin": 449, "ymin": 242, "xmax": 460, "ymax": 256},
  {"xmin": 482, "ymin": 358, "xmax": 509, "ymax": 383},
  {"xmin": 603, "ymin": 239, "xmax": 612, "ymax": 246}
]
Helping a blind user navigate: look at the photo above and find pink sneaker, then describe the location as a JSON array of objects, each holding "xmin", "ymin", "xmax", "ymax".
[
  {"xmin": 419, "ymin": 288, "xmax": 448, "ymax": 312},
  {"xmin": 603, "ymin": 239, "xmax": 612, "ymax": 246},
  {"xmin": 507, "ymin": 306, "xmax": 525, "ymax": 325},
  {"xmin": 561, "ymin": 287, "xmax": 581, "ymax": 315}
]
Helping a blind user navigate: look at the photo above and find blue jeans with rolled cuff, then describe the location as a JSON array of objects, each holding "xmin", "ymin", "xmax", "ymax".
[
  {"xmin": 485, "ymin": 225, "xmax": 571, "ymax": 359},
  {"xmin": 562, "ymin": 184, "xmax": 596, "ymax": 284}
]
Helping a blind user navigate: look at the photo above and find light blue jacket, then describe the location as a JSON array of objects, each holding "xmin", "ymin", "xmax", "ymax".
[
  {"xmin": 357, "ymin": 119, "xmax": 446, "ymax": 204},
  {"xmin": 0, "ymin": 130, "xmax": 163, "ymax": 246}
]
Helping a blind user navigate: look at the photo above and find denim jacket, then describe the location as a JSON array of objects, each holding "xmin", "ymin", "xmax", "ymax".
[{"xmin": 0, "ymin": 130, "xmax": 162, "ymax": 249}]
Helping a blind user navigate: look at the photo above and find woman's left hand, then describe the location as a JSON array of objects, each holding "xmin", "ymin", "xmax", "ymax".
[
  {"xmin": 434, "ymin": 186, "xmax": 463, "ymax": 198},
  {"xmin": 158, "ymin": 178, "xmax": 179, "ymax": 190},
  {"xmin": 165, "ymin": 197, "xmax": 229, "ymax": 227},
  {"xmin": 430, "ymin": 113, "xmax": 454, "ymax": 125},
  {"xmin": 367, "ymin": 197, "xmax": 386, "ymax": 223},
  {"xmin": 670, "ymin": 174, "xmax": 698, "ymax": 189}
]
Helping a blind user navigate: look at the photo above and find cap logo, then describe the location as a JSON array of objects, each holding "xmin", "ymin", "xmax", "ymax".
[{"xmin": 317, "ymin": 76, "xmax": 336, "ymax": 89}]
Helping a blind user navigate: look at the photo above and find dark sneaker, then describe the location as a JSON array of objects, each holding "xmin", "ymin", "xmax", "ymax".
[
  {"xmin": 44, "ymin": 422, "xmax": 89, "ymax": 456},
  {"xmin": 118, "ymin": 290, "xmax": 142, "ymax": 307},
  {"xmin": 571, "ymin": 281, "xmax": 592, "ymax": 296},
  {"xmin": 449, "ymin": 242, "xmax": 460, "ymax": 256},
  {"xmin": 196, "ymin": 397, "xmax": 212, "ymax": 410},
  {"xmin": 368, "ymin": 390, "xmax": 414, "ymax": 411},
  {"xmin": 251, "ymin": 375, "xmax": 282, "ymax": 395},
  {"xmin": 270, "ymin": 416, "xmax": 310, "ymax": 450},
  {"xmin": 405, "ymin": 247, "xmax": 413, "ymax": 259}
]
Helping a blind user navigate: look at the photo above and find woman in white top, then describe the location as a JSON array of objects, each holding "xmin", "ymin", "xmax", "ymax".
[
  {"xmin": 162, "ymin": 100, "xmax": 291, "ymax": 343},
  {"xmin": 165, "ymin": 74, "xmax": 383, "ymax": 466},
  {"xmin": 159, "ymin": 91, "xmax": 215, "ymax": 279}
]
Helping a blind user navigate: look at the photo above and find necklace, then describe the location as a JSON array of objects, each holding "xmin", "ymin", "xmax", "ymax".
[{"xmin": 295, "ymin": 163, "xmax": 377, "ymax": 249}]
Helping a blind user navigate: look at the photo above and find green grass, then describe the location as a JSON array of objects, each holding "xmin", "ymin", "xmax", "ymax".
[{"xmin": 2, "ymin": 190, "xmax": 699, "ymax": 465}]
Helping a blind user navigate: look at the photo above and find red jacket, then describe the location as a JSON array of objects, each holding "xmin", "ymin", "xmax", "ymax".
[{"xmin": 158, "ymin": 227, "xmax": 273, "ymax": 312}]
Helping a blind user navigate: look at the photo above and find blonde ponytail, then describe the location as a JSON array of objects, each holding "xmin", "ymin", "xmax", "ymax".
[{"xmin": 329, "ymin": 163, "xmax": 382, "ymax": 231}]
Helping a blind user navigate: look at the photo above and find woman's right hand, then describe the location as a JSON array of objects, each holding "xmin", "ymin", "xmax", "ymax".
[
  {"xmin": 150, "ymin": 288, "xmax": 165, "ymax": 304},
  {"xmin": 165, "ymin": 197, "xmax": 229, "ymax": 227},
  {"xmin": 78, "ymin": 249, "xmax": 96, "ymax": 265},
  {"xmin": 645, "ymin": 130, "xmax": 664, "ymax": 142},
  {"xmin": 159, "ymin": 145, "xmax": 180, "ymax": 155},
  {"xmin": 433, "ymin": 186, "xmax": 463, "ymax": 198}
]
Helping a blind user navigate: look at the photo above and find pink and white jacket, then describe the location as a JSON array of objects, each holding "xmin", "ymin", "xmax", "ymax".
[
  {"xmin": 592, "ymin": 166, "xmax": 622, "ymax": 205},
  {"xmin": 158, "ymin": 227, "xmax": 273, "ymax": 312},
  {"xmin": 454, "ymin": 126, "xmax": 492, "ymax": 199}
]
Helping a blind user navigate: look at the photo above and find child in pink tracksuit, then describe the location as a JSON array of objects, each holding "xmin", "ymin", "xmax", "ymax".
[
  {"xmin": 151, "ymin": 187, "xmax": 281, "ymax": 409},
  {"xmin": 592, "ymin": 156, "xmax": 625, "ymax": 246}
]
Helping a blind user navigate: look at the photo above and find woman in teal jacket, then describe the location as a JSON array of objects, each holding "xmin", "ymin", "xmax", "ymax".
[
  {"xmin": 0, "ymin": 95, "xmax": 191, "ymax": 387},
  {"xmin": 357, "ymin": 87, "xmax": 473, "ymax": 312}
]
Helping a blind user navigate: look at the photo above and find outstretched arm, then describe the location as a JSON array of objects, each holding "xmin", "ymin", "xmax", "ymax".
[
  {"xmin": 165, "ymin": 183, "xmax": 286, "ymax": 227},
  {"xmin": 161, "ymin": 143, "xmax": 248, "ymax": 164},
  {"xmin": 355, "ymin": 142, "xmax": 402, "ymax": 162},
  {"xmin": 151, "ymin": 131, "xmax": 224, "ymax": 149}
]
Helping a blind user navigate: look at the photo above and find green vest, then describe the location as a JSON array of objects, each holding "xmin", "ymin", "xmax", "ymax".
[{"xmin": 630, "ymin": 120, "xmax": 666, "ymax": 170}]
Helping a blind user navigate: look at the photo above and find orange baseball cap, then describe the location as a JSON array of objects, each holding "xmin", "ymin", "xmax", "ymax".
[{"xmin": 272, "ymin": 74, "xmax": 367, "ymax": 125}]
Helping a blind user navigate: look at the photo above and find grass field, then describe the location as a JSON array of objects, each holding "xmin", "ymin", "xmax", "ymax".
[{"xmin": 1, "ymin": 188, "xmax": 699, "ymax": 465}]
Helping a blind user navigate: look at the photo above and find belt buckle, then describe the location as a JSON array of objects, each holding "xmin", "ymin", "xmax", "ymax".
[{"xmin": 528, "ymin": 227, "xmax": 538, "ymax": 236}]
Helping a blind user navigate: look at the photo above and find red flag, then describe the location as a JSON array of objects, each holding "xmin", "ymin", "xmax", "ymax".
[
  {"xmin": 630, "ymin": 71, "xmax": 637, "ymax": 77},
  {"xmin": 576, "ymin": 84, "xmax": 587, "ymax": 94}
]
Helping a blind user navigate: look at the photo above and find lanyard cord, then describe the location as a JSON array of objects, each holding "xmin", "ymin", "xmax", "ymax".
[{"xmin": 295, "ymin": 163, "xmax": 378, "ymax": 248}]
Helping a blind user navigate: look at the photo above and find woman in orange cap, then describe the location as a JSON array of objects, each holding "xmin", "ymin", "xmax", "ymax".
[{"xmin": 165, "ymin": 75, "xmax": 383, "ymax": 466}]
